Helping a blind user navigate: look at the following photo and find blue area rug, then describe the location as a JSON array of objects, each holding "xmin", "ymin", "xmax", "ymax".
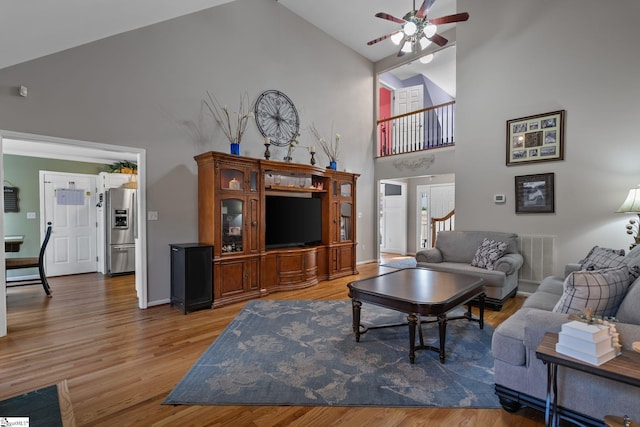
[
  {"xmin": 380, "ymin": 258, "xmax": 417, "ymax": 269},
  {"xmin": 164, "ymin": 300, "xmax": 499, "ymax": 408},
  {"xmin": 0, "ymin": 384, "xmax": 62, "ymax": 426}
]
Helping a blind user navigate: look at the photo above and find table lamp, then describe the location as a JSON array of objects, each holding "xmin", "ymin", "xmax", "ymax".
[{"xmin": 616, "ymin": 184, "xmax": 640, "ymax": 250}]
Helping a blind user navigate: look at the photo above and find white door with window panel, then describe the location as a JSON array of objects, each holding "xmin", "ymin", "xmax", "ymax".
[
  {"xmin": 380, "ymin": 180, "xmax": 407, "ymax": 255},
  {"xmin": 393, "ymin": 85, "xmax": 424, "ymax": 152},
  {"xmin": 40, "ymin": 171, "xmax": 98, "ymax": 276}
]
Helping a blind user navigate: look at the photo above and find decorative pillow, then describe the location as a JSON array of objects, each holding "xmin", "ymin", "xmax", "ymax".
[
  {"xmin": 624, "ymin": 256, "xmax": 640, "ymax": 281},
  {"xmin": 552, "ymin": 266, "xmax": 631, "ymax": 317},
  {"xmin": 579, "ymin": 246, "xmax": 626, "ymax": 270},
  {"xmin": 470, "ymin": 238, "xmax": 508, "ymax": 270}
]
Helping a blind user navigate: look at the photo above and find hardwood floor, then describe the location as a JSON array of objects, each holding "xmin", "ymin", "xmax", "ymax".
[{"xmin": 1, "ymin": 258, "xmax": 546, "ymax": 426}]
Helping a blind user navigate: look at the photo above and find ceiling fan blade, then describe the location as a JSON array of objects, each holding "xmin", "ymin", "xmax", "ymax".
[
  {"xmin": 375, "ymin": 12, "xmax": 405, "ymax": 24},
  {"xmin": 428, "ymin": 12, "xmax": 470, "ymax": 25},
  {"xmin": 416, "ymin": 0, "xmax": 437, "ymax": 19},
  {"xmin": 427, "ymin": 33, "xmax": 448, "ymax": 47},
  {"xmin": 397, "ymin": 47, "xmax": 406, "ymax": 57},
  {"xmin": 367, "ymin": 31, "xmax": 401, "ymax": 46}
]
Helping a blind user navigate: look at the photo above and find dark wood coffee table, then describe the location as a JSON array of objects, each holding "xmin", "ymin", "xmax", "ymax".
[{"xmin": 347, "ymin": 268, "xmax": 485, "ymax": 364}]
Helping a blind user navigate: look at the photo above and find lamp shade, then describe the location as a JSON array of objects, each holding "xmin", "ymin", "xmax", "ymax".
[
  {"xmin": 616, "ymin": 186, "xmax": 640, "ymax": 213},
  {"xmin": 403, "ymin": 21, "xmax": 417, "ymax": 36},
  {"xmin": 423, "ymin": 24, "xmax": 437, "ymax": 38},
  {"xmin": 419, "ymin": 36, "xmax": 432, "ymax": 50},
  {"xmin": 419, "ymin": 53, "xmax": 434, "ymax": 64},
  {"xmin": 390, "ymin": 32, "xmax": 404, "ymax": 45}
]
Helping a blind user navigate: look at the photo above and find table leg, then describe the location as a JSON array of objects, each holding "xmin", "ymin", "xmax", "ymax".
[
  {"xmin": 437, "ymin": 315, "xmax": 447, "ymax": 363},
  {"xmin": 352, "ymin": 299, "xmax": 362, "ymax": 342},
  {"xmin": 478, "ymin": 293, "xmax": 485, "ymax": 330},
  {"xmin": 418, "ymin": 315, "xmax": 425, "ymax": 347},
  {"xmin": 544, "ymin": 362, "xmax": 559, "ymax": 427},
  {"xmin": 551, "ymin": 363, "xmax": 559, "ymax": 427},
  {"xmin": 408, "ymin": 313, "xmax": 418, "ymax": 364}
]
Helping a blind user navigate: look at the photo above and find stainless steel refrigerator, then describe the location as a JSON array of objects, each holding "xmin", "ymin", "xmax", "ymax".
[{"xmin": 106, "ymin": 188, "xmax": 136, "ymax": 275}]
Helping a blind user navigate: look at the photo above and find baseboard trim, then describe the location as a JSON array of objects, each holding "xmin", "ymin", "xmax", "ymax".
[{"xmin": 147, "ymin": 298, "xmax": 170, "ymax": 307}]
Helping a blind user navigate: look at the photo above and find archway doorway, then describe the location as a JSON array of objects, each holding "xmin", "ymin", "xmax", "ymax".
[{"xmin": 0, "ymin": 130, "xmax": 148, "ymax": 337}]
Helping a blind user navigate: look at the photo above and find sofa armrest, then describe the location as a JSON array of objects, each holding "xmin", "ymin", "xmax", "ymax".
[
  {"xmin": 494, "ymin": 253, "xmax": 524, "ymax": 275},
  {"xmin": 564, "ymin": 263, "xmax": 582, "ymax": 277},
  {"xmin": 523, "ymin": 309, "xmax": 569, "ymax": 350},
  {"xmin": 415, "ymin": 248, "xmax": 443, "ymax": 263}
]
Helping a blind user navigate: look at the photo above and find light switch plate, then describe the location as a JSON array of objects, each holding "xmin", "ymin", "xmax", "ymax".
[
  {"xmin": 147, "ymin": 211, "xmax": 158, "ymax": 221},
  {"xmin": 494, "ymin": 194, "xmax": 506, "ymax": 203},
  {"xmin": 27, "ymin": 212, "xmax": 36, "ymax": 219}
]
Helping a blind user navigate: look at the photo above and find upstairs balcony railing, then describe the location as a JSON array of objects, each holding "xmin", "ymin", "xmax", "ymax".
[{"xmin": 378, "ymin": 101, "xmax": 455, "ymax": 157}]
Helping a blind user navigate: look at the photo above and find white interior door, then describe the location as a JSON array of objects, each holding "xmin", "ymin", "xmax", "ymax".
[
  {"xmin": 380, "ymin": 180, "xmax": 407, "ymax": 255},
  {"xmin": 393, "ymin": 85, "xmax": 424, "ymax": 151},
  {"xmin": 41, "ymin": 171, "xmax": 98, "ymax": 276}
]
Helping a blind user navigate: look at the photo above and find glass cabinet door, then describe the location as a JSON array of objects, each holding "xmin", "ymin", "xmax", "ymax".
[
  {"xmin": 249, "ymin": 171, "xmax": 258, "ymax": 192},
  {"xmin": 221, "ymin": 198, "xmax": 243, "ymax": 253},
  {"xmin": 340, "ymin": 202, "xmax": 352, "ymax": 241},
  {"xmin": 340, "ymin": 182, "xmax": 352, "ymax": 197},
  {"xmin": 221, "ymin": 168, "xmax": 244, "ymax": 191}
]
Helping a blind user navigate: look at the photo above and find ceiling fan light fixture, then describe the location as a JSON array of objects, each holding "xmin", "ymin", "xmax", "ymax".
[
  {"xmin": 390, "ymin": 32, "xmax": 405, "ymax": 45},
  {"xmin": 403, "ymin": 21, "xmax": 417, "ymax": 36},
  {"xmin": 419, "ymin": 53, "xmax": 434, "ymax": 64},
  {"xmin": 423, "ymin": 24, "xmax": 437, "ymax": 38},
  {"xmin": 401, "ymin": 40, "xmax": 413, "ymax": 53},
  {"xmin": 419, "ymin": 36, "xmax": 431, "ymax": 50}
]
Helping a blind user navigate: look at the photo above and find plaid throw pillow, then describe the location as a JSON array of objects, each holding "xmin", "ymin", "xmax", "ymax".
[
  {"xmin": 579, "ymin": 246, "xmax": 626, "ymax": 270},
  {"xmin": 552, "ymin": 266, "xmax": 630, "ymax": 317},
  {"xmin": 470, "ymin": 238, "xmax": 508, "ymax": 270}
]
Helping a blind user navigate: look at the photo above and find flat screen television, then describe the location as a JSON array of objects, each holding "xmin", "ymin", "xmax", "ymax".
[{"xmin": 265, "ymin": 195, "xmax": 322, "ymax": 249}]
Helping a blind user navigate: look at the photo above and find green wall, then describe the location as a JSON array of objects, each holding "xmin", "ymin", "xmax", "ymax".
[{"xmin": 3, "ymin": 154, "xmax": 107, "ymax": 276}]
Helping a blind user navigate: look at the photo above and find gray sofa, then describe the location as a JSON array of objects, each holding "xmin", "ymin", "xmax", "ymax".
[
  {"xmin": 493, "ymin": 247, "xmax": 640, "ymax": 425},
  {"xmin": 415, "ymin": 230, "xmax": 523, "ymax": 310}
]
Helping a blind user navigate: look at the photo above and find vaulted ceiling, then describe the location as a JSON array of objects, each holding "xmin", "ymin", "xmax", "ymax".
[
  {"xmin": 0, "ymin": 0, "xmax": 460, "ymax": 161},
  {"xmin": 0, "ymin": 0, "xmax": 458, "ymax": 92}
]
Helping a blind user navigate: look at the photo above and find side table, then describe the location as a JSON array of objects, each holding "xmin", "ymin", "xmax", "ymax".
[
  {"xmin": 536, "ymin": 332, "xmax": 640, "ymax": 427},
  {"xmin": 605, "ymin": 415, "xmax": 634, "ymax": 427},
  {"xmin": 170, "ymin": 243, "xmax": 213, "ymax": 314}
]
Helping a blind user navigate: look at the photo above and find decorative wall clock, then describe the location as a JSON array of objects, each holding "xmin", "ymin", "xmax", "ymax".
[{"xmin": 254, "ymin": 90, "xmax": 300, "ymax": 147}]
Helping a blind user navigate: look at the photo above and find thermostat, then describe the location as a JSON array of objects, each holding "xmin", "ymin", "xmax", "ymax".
[{"xmin": 494, "ymin": 194, "xmax": 506, "ymax": 204}]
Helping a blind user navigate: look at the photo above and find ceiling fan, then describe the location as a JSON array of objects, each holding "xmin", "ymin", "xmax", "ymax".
[{"xmin": 367, "ymin": 0, "xmax": 469, "ymax": 57}]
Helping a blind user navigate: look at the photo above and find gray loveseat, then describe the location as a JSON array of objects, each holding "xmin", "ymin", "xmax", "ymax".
[
  {"xmin": 415, "ymin": 231, "xmax": 523, "ymax": 310},
  {"xmin": 493, "ymin": 246, "xmax": 640, "ymax": 425}
]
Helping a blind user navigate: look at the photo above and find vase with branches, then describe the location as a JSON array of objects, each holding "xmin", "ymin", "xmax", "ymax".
[
  {"xmin": 309, "ymin": 123, "xmax": 340, "ymax": 169},
  {"xmin": 203, "ymin": 92, "xmax": 254, "ymax": 154},
  {"xmin": 284, "ymin": 131, "xmax": 300, "ymax": 162}
]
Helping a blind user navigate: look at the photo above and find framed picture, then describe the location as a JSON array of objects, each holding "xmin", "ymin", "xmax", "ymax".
[
  {"xmin": 515, "ymin": 173, "xmax": 555, "ymax": 214},
  {"xmin": 506, "ymin": 110, "xmax": 565, "ymax": 166}
]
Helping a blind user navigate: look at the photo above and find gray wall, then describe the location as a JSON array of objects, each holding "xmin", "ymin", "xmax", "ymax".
[
  {"xmin": 456, "ymin": 0, "xmax": 640, "ymax": 275},
  {"xmin": 0, "ymin": 0, "xmax": 376, "ymax": 304}
]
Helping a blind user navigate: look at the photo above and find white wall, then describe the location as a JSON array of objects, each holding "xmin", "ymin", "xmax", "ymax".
[
  {"xmin": 456, "ymin": 0, "xmax": 640, "ymax": 275},
  {"xmin": 0, "ymin": 0, "xmax": 376, "ymax": 304}
]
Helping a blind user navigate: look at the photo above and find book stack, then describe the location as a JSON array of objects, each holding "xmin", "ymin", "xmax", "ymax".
[{"xmin": 555, "ymin": 320, "xmax": 620, "ymax": 366}]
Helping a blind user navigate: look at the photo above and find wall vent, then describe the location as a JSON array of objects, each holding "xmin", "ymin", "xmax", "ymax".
[{"xmin": 519, "ymin": 235, "xmax": 556, "ymax": 284}]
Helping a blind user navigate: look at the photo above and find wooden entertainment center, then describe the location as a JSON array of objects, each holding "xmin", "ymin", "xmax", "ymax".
[{"xmin": 195, "ymin": 151, "xmax": 359, "ymax": 307}]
